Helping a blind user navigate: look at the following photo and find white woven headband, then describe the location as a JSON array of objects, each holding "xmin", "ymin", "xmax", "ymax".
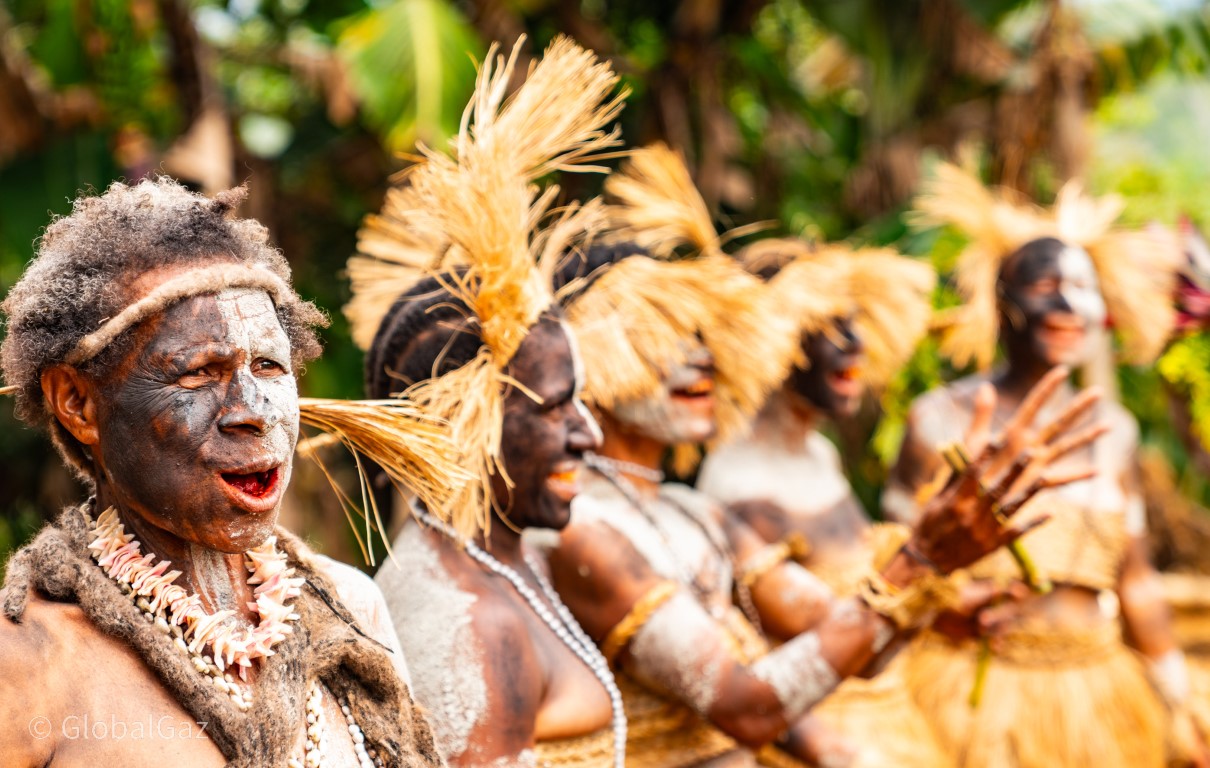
[{"xmin": 64, "ymin": 264, "xmax": 291, "ymax": 366}]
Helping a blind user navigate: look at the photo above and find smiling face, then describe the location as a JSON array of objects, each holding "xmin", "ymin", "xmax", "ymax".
[
  {"xmin": 611, "ymin": 340, "xmax": 717, "ymax": 446},
  {"xmin": 789, "ymin": 315, "xmax": 866, "ymax": 418},
  {"xmin": 494, "ymin": 317, "xmax": 602, "ymax": 531},
  {"xmin": 1000, "ymin": 237, "xmax": 1106, "ymax": 368},
  {"xmin": 90, "ymin": 286, "xmax": 298, "ymax": 553}
]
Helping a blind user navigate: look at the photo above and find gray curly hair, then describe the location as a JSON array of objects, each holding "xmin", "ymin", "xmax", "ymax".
[{"xmin": 1, "ymin": 177, "xmax": 327, "ymax": 479}]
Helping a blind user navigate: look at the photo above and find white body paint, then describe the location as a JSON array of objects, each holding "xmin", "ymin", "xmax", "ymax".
[
  {"xmin": 628, "ymin": 591, "xmax": 728, "ymax": 714},
  {"xmin": 1057, "ymin": 246, "xmax": 1107, "ymax": 330},
  {"xmin": 699, "ymin": 395, "xmax": 852, "ymax": 515},
  {"xmin": 376, "ymin": 524, "xmax": 487, "ymax": 761},
  {"xmin": 749, "ymin": 630, "xmax": 840, "ymax": 718}
]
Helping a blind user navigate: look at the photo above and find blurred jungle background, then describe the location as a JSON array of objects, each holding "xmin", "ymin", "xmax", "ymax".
[{"xmin": 4, "ymin": 0, "xmax": 1210, "ymax": 572}]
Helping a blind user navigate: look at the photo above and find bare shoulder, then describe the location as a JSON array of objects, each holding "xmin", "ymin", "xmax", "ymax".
[{"xmin": 0, "ymin": 586, "xmax": 81, "ymax": 763}]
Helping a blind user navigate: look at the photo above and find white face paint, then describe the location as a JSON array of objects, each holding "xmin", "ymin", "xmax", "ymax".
[
  {"xmin": 213, "ymin": 288, "xmax": 299, "ymax": 481},
  {"xmin": 561, "ymin": 319, "xmax": 604, "ymax": 448},
  {"xmin": 1057, "ymin": 246, "xmax": 1106, "ymax": 329},
  {"xmin": 611, "ymin": 341, "xmax": 716, "ymax": 446}
]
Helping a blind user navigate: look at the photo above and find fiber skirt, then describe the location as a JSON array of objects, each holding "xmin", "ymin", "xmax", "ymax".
[{"xmin": 900, "ymin": 623, "xmax": 1167, "ymax": 768}]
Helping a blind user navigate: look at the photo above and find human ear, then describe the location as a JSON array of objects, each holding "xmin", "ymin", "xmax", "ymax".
[{"xmin": 41, "ymin": 364, "xmax": 101, "ymax": 446}]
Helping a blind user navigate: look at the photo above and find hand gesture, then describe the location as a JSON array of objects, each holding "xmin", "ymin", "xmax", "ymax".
[{"xmin": 907, "ymin": 366, "xmax": 1108, "ymax": 575}]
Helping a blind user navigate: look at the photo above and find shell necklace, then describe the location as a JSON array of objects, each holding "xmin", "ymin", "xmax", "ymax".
[
  {"xmin": 289, "ymin": 680, "xmax": 383, "ymax": 768},
  {"xmin": 416, "ymin": 508, "xmax": 627, "ymax": 768},
  {"xmin": 83, "ymin": 505, "xmax": 304, "ymax": 708}
]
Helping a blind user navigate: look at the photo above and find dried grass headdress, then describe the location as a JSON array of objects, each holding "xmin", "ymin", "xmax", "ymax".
[
  {"xmin": 914, "ymin": 161, "xmax": 1181, "ymax": 370},
  {"xmin": 737, "ymin": 238, "xmax": 936, "ymax": 388},
  {"xmin": 573, "ymin": 143, "xmax": 801, "ymax": 444},
  {"xmin": 348, "ymin": 36, "xmax": 626, "ymax": 538}
]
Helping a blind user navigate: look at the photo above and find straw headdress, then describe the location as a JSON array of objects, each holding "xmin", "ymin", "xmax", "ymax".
[
  {"xmin": 575, "ymin": 143, "xmax": 802, "ymax": 445},
  {"xmin": 348, "ymin": 36, "xmax": 626, "ymax": 539},
  {"xmin": 737, "ymin": 238, "xmax": 936, "ymax": 388},
  {"xmin": 914, "ymin": 161, "xmax": 1180, "ymax": 370}
]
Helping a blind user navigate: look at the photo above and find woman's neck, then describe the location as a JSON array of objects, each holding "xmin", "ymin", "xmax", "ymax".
[
  {"xmin": 755, "ymin": 390, "xmax": 821, "ymax": 448},
  {"xmin": 94, "ymin": 481, "xmax": 256, "ymax": 620},
  {"xmin": 594, "ymin": 413, "xmax": 665, "ymax": 496}
]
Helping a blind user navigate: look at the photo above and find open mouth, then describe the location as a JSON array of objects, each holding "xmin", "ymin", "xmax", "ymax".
[
  {"xmin": 828, "ymin": 365, "xmax": 864, "ymax": 397},
  {"xmin": 220, "ymin": 466, "xmax": 282, "ymax": 510},
  {"xmin": 671, "ymin": 377, "xmax": 715, "ymax": 400},
  {"xmin": 545, "ymin": 460, "xmax": 583, "ymax": 504},
  {"xmin": 1039, "ymin": 316, "xmax": 1086, "ymax": 349}
]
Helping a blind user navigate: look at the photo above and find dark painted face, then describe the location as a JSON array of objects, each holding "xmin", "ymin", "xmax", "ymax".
[
  {"xmin": 91, "ymin": 288, "xmax": 298, "ymax": 553},
  {"xmin": 789, "ymin": 315, "xmax": 865, "ymax": 418},
  {"xmin": 493, "ymin": 317, "xmax": 602, "ymax": 531},
  {"xmin": 999, "ymin": 238, "xmax": 1106, "ymax": 368}
]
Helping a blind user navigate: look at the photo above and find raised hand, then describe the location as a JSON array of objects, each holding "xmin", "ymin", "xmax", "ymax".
[{"xmin": 906, "ymin": 366, "xmax": 1108, "ymax": 575}]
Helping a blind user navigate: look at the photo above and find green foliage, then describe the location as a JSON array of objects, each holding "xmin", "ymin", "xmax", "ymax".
[
  {"xmin": 1158, "ymin": 333, "xmax": 1210, "ymax": 453},
  {"xmin": 337, "ymin": 0, "xmax": 482, "ymax": 152}
]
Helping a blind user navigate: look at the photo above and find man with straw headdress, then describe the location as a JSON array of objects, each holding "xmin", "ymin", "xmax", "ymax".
[
  {"xmin": 0, "ymin": 178, "xmax": 462, "ymax": 766},
  {"xmin": 542, "ymin": 144, "xmax": 1109, "ymax": 768},
  {"xmin": 697, "ymin": 236, "xmax": 961, "ymax": 767},
  {"xmin": 351, "ymin": 37, "xmax": 631, "ymax": 767},
  {"xmin": 885, "ymin": 161, "xmax": 1207, "ymax": 768}
]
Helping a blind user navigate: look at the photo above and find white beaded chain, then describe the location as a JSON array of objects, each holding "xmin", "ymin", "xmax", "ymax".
[
  {"xmin": 585, "ymin": 452, "xmax": 665, "ymax": 484},
  {"xmin": 288, "ymin": 681, "xmax": 384, "ymax": 768},
  {"xmin": 416, "ymin": 509, "xmax": 627, "ymax": 768}
]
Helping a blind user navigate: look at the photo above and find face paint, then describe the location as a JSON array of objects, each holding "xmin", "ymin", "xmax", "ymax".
[
  {"xmin": 494, "ymin": 317, "xmax": 602, "ymax": 531},
  {"xmin": 611, "ymin": 341, "xmax": 717, "ymax": 445},
  {"xmin": 1000, "ymin": 239, "xmax": 1105, "ymax": 367},
  {"xmin": 789, "ymin": 315, "xmax": 866, "ymax": 418},
  {"xmin": 92, "ymin": 289, "xmax": 298, "ymax": 553},
  {"xmin": 1057, "ymin": 246, "xmax": 1107, "ymax": 328}
]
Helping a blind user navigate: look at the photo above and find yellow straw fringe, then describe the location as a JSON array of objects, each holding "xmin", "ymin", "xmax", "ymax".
[
  {"xmin": 345, "ymin": 36, "xmax": 626, "ymax": 537},
  {"xmin": 592, "ymin": 144, "xmax": 804, "ymax": 450},
  {"xmin": 914, "ymin": 162, "xmax": 1179, "ymax": 370},
  {"xmin": 604, "ymin": 142, "xmax": 721, "ymax": 258},
  {"xmin": 296, "ymin": 397, "xmax": 469, "ymax": 563},
  {"xmin": 742, "ymin": 238, "xmax": 935, "ymax": 388}
]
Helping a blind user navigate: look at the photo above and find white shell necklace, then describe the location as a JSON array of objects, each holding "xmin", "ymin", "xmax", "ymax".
[
  {"xmin": 289, "ymin": 679, "xmax": 383, "ymax": 768},
  {"xmin": 585, "ymin": 451, "xmax": 665, "ymax": 484},
  {"xmin": 416, "ymin": 508, "xmax": 627, "ymax": 768}
]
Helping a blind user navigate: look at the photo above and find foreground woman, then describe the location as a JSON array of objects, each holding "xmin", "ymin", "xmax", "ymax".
[
  {"xmin": 697, "ymin": 238, "xmax": 950, "ymax": 766},
  {"xmin": 0, "ymin": 179, "xmax": 447, "ymax": 767},
  {"xmin": 357, "ymin": 38, "xmax": 630, "ymax": 767},
  {"xmin": 544, "ymin": 147, "xmax": 1109, "ymax": 767},
  {"xmin": 885, "ymin": 163, "xmax": 1203, "ymax": 768}
]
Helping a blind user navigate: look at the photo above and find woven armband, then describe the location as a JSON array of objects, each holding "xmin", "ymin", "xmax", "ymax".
[{"xmin": 601, "ymin": 580, "xmax": 679, "ymax": 665}]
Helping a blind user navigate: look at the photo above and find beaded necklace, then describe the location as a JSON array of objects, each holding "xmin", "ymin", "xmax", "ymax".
[{"xmin": 416, "ymin": 508, "xmax": 627, "ymax": 768}]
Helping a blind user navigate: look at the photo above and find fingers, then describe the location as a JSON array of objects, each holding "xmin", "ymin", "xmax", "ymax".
[
  {"xmin": 997, "ymin": 463, "xmax": 1096, "ymax": 519},
  {"xmin": 1004, "ymin": 365, "xmax": 1069, "ymax": 435},
  {"xmin": 1036, "ymin": 386, "xmax": 1102, "ymax": 445},
  {"xmin": 965, "ymin": 383, "xmax": 997, "ymax": 458},
  {"xmin": 1046, "ymin": 422, "xmax": 1110, "ymax": 464},
  {"xmin": 997, "ymin": 512, "xmax": 1051, "ymax": 547}
]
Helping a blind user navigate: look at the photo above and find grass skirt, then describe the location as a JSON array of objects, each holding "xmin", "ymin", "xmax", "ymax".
[
  {"xmin": 901, "ymin": 624, "xmax": 1166, "ymax": 768},
  {"xmin": 813, "ymin": 656, "xmax": 955, "ymax": 768}
]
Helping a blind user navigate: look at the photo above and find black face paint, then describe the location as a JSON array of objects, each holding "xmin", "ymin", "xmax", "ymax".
[
  {"xmin": 790, "ymin": 315, "xmax": 865, "ymax": 418},
  {"xmin": 999, "ymin": 237, "xmax": 1105, "ymax": 369},
  {"xmin": 93, "ymin": 290, "xmax": 298, "ymax": 554},
  {"xmin": 493, "ymin": 317, "xmax": 601, "ymax": 532}
]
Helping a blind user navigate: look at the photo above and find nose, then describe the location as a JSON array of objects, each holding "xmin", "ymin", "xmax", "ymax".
[
  {"xmin": 217, "ymin": 368, "xmax": 283, "ymax": 435},
  {"xmin": 569, "ymin": 397, "xmax": 603, "ymax": 453},
  {"xmin": 840, "ymin": 322, "xmax": 864, "ymax": 355}
]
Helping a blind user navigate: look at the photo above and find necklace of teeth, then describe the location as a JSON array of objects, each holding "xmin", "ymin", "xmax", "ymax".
[
  {"xmin": 83, "ymin": 505, "xmax": 305, "ymax": 710},
  {"xmin": 585, "ymin": 452, "xmax": 665, "ymax": 484},
  {"xmin": 416, "ymin": 508, "xmax": 627, "ymax": 768}
]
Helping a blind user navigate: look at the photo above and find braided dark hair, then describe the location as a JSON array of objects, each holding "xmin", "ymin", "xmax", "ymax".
[
  {"xmin": 552, "ymin": 240, "xmax": 650, "ymax": 303},
  {"xmin": 363, "ymin": 273, "xmax": 486, "ymax": 401}
]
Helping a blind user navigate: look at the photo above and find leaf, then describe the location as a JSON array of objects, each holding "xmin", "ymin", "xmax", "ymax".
[{"xmin": 336, "ymin": 0, "xmax": 483, "ymax": 152}]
